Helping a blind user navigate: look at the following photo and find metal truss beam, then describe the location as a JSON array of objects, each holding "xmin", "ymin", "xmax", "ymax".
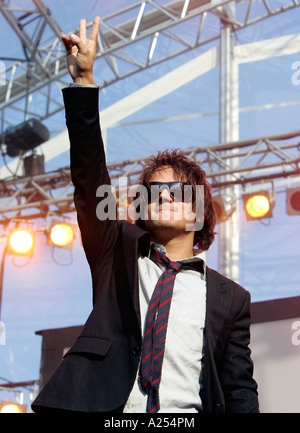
[
  {"xmin": 108, "ymin": 130, "xmax": 300, "ymax": 189},
  {"xmin": 0, "ymin": 0, "xmax": 299, "ymax": 132},
  {"xmin": 0, "ymin": 130, "xmax": 298, "ymax": 223}
]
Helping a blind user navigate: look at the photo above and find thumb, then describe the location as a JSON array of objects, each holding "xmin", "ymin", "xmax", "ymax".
[{"xmin": 70, "ymin": 34, "xmax": 87, "ymax": 53}]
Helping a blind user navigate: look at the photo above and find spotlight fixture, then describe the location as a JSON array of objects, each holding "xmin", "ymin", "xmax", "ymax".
[
  {"xmin": 286, "ymin": 187, "xmax": 300, "ymax": 215},
  {"xmin": 0, "ymin": 400, "xmax": 27, "ymax": 413},
  {"xmin": 48, "ymin": 220, "xmax": 76, "ymax": 249},
  {"xmin": 7, "ymin": 228, "xmax": 35, "ymax": 256},
  {"xmin": 0, "ymin": 118, "xmax": 50, "ymax": 158},
  {"xmin": 213, "ymin": 195, "xmax": 236, "ymax": 224},
  {"xmin": 242, "ymin": 191, "xmax": 274, "ymax": 220}
]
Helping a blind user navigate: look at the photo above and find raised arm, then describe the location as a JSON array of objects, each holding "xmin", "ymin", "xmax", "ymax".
[{"xmin": 62, "ymin": 18, "xmax": 119, "ymax": 273}]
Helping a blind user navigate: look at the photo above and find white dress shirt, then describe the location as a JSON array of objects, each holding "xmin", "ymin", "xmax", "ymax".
[{"xmin": 124, "ymin": 243, "xmax": 206, "ymax": 413}]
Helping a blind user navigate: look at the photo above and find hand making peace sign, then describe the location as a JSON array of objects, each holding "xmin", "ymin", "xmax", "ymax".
[{"xmin": 61, "ymin": 16, "xmax": 100, "ymax": 85}]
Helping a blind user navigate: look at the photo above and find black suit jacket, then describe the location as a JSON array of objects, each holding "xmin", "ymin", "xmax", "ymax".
[{"xmin": 32, "ymin": 87, "xmax": 259, "ymax": 413}]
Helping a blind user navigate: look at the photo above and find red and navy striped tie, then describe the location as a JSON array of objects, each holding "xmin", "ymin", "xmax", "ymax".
[{"xmin": 139, "ymin": 248, "xmax": 185, "ymax": 413}]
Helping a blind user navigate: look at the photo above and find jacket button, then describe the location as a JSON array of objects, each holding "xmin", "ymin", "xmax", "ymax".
[{"xmin": 132, "ymin": 346, "xmax": 140, "ymax": 356}]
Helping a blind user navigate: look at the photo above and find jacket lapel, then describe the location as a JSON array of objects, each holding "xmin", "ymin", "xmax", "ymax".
[
  {"xmin": 205, "ymin": 267, "xmax": 234, "ymax": 350},
  {"xmin": 201, "ymin": 267, "xmax": 235, "ymax": 412},
  {"xmin": 120, "ymin": 222, "xmax": 150, "ymax": 320}
]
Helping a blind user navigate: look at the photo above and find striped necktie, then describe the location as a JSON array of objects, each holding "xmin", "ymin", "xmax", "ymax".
[{"xmin": 139, "ymin": 248, "xmax": 201, "ymax": 413}]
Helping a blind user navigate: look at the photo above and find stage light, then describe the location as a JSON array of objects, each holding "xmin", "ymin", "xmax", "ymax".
[
  {"xmin": 0, "ymin": 400, "xmax": 27, "ymax": 413},
  {"xmin": 243, "ymin": 191, "xmax": 273, "ymax": 220},
  {"xmin": 7, "ymin": 229, "xmax": 34, "ymax": 256},
  {"xmin": 246, "ymin": 195, "xmax": 269, "ymax": 217},
  {"xmin": 286, "ymin": 187, "xmax": 300, "ymax": 215},
  {"xmin": 0, "ymin": 118, "xmax": 50, "ymax": 158},
  {"xmin": 48, "ymin": 221, "xmax": 76, "ymax": 249},
  {"xmin": 213, "ymin": 195, "xmax": 236, "ymax": 224},
  {"xmin": 213, "ymin": 196, "xmax": 227, "ymax": 223}
]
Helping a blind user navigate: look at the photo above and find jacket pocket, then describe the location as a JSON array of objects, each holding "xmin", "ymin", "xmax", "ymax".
[{"xmin": 63, "ymin": 336, "xmax": 112, "ymax": 358}]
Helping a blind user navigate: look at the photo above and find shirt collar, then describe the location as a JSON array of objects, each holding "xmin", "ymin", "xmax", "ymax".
[{"xmin": 149, "ymin": 242, "xmax": 206, "ymax": 275}]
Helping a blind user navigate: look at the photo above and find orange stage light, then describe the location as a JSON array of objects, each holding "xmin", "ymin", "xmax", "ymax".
[
  {"xmin": 0, "ymin": 400, "xmax": 27, "ymax": 413},
  {"xmin": 7, "ymin": 229, "xmax": 34, "ymax": 255},
  {"xmin": 48, "ymin": 222, "xmax": 76, "ymax": 249},
  {"xmin": 243, "ymin": 191, "xmax": 273, "ymax": 220},
  {"xmin": 287, "ymin": 187, "xmax": 300, "ymax": 215}
]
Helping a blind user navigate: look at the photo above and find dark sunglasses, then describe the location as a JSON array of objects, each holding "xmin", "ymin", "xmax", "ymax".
[{"xmin": 144, "ymin": 181, "xmax": 194, "ymax": 203}]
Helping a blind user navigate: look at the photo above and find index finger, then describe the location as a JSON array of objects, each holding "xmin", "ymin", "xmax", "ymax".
[
  {"xmin": 89, "ymin": 16, "xmax": 100, "ymax": 41},
  {"xmin": 61, "ymin": 34, "xmax": 74, "ymax": 52}
]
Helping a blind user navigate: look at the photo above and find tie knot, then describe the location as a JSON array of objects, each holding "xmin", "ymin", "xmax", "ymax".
[
  {"xmin": 150, "ymin": 246, "xmax": 204, "ymax": 274},
  {"xmin": 150, "ymin": 248, "xmax": 182, "ymax": 272}
]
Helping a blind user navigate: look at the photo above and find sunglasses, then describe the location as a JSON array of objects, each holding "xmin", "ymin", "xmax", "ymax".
[{"xmin": 144, "ymin": 181, "xmax": 194, "ymax": 203}]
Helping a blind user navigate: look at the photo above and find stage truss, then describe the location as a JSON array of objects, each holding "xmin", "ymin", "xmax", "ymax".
[
  {"xmin": 0, "ymin": 0, "xmax": 299, "ymax": 130},
  {"xmin": 0, "ymin": 129, "xmax": 298, "ymax": 223}
]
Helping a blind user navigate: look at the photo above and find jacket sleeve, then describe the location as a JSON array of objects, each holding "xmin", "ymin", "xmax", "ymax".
[
  {"xmin": 219, "ymin": 290, "xmax": 259, "ymax": 413},
  {"xmin": 62, "ymin": 86, "xmax": 119, "ymax": 271}
]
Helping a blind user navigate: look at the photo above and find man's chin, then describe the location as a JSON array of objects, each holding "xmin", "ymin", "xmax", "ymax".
[{"xmin": 145, "ymin": 219, "xmax": 186, "ymax": 232}]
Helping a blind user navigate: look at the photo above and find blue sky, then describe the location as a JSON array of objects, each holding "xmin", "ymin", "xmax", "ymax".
[{"xmin": 0, "ymin": 0, "xmax": 300, "ymax": 410}]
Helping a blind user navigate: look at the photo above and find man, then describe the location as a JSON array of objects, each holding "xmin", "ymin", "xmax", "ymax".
[{"xmin": 32, "ymin": 17, "xmax": 259, "ymax": 413}]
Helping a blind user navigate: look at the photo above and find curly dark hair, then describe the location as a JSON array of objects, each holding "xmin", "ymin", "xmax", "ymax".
[{"xmin": 135, "ymin": 149, "xmax": 216, "ymax": 251}]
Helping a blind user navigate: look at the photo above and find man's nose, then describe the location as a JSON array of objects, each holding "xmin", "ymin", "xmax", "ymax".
[{"xmin": 159, "ymin": 187, "xmax": 173, "ymax": 202}]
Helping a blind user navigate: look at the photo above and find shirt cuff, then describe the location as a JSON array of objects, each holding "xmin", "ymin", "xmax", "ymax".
[{"xmin": 69, "ymin": 83, "xmax": 99, "ymax": 88}]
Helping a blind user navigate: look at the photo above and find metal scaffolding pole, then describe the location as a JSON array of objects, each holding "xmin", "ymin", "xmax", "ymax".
[{"xmin": 219, "ymin": 20, "xmax": 240, "ymax": 281}]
